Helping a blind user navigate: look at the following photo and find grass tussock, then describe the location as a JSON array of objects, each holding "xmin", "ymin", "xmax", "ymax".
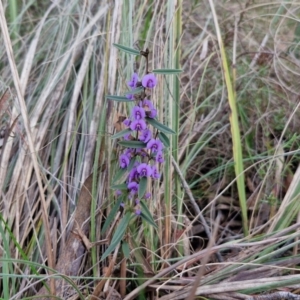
[{"xmin": 1, "ymin": 0, "xmax": 300, "ymax": 299}]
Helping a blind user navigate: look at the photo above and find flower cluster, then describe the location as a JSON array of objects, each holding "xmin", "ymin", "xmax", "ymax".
[{"xmin": 117, "ymin": 72, "xmax": 164, "ymax": 215}]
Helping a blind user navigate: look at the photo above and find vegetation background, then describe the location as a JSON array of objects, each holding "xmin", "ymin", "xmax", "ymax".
[{"xmin": 1, "ymin": 0, "xmax": 300, "ymax": 299}]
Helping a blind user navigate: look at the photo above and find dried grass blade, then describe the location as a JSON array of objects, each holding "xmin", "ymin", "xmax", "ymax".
[
  {"xmin": 0, "ymin": 1, "xmax": 55, "ymax": 294},
  {"xmin": 268, "ymin": 164, "xmax": 300, "ymax": 232},
  {"xmin": 20, "ymin": 3, "xmax": 57, "ymax": 95}
]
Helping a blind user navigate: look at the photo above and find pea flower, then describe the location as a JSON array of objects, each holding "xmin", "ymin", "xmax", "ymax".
[
  {"xmin": 147, "ymin": 108, "xmax": 157, "ymax": 119},
  {"xmin": 152, "ymin": 165, "xmax": 160, "ymax": 179},
  {"xmin": 144, "ymin": 192, "xmax": 151, "ymax": 200},
  {"xmin": 147, "ymin": 138, "xmax": 163, "ymax": 152},
  {"xmin": 131, "ymin": 106, "xmax": 146, "ymax": 120},
  {"xmin": 130, "ymin": 119, "xmax": 147, "ymax": 131},
  {"xmin": 139, "ymin": 129, "xmax": 152, "ymax": 142},
  {"xmin": 126, "ymin": 94, "xmax": 134, "ymax": 100},
  {"xmin": 128, "ymin": 182, "xmax": 139, "ymax": 195},
  {"xmin": 142, "ymin": 73, "xmax": 157, "ymax": 88},
  {"xmin": 123, "ymin": 133, "xmax": 131, "ymax": 140},
  {"xmin": 155, "ymin": 151, "xmax": 164, "ymax": 163},
  {"xmin": 137, "ymin": 163, "xmax": 152, "ymax": 177},
  {"xmin": 123, "ymin": 119, "xmax": 131, "ymax": 127},
  {"xmin": 128, "ymin": 167, "xmax": 139, "ymax": 182},
  {"xmin": 140, "ymin": 99, "xmax": 154, "ymax": 110},
  {"xmin": 115, "ymin": 190, "xmax": 122, "ymax": 197},
  {"xmin": 119, "ymin": 154, "xmax": 130, "ymax": 168},
  {"xmin": 128, "ymin": 73, "xmax": 139, "ymax": 88}
]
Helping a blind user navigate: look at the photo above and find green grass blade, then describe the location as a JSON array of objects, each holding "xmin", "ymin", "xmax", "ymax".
[
  {"xmin": 209, "ymin": 0, "xmax": 248, "ymax": 235},
  {"xmin": 152, "ymin": 68, "xmax": 182, "ymax": 74}
]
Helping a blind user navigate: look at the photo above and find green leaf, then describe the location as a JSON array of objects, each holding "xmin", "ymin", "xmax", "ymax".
[
  {"xmin": 146, "ymin": 118, "xmax": 176, "ymax": 135},
  {"xmin": 112, "ymin": 167, "xmax": 128, "ymax": 184},
  {"xmin": 106, "ymin": 95, "xmax": 133, "ymax": 102},
  {"xmin": 140, "ymin": 200, "xmax": 157, "ymax": 228},
  {"xmin": 110, "ymin": 183, "xmax": 128, "ymax": 190},
  {"xmin": 101, "ymin": 212, "xmax": 133, "ymax": 261},
  {"xmin": 158, "ymin": 132, "xmax": 170, "ymax": 148},
  {"xmin": 101, "ymin": 196, "xmax": 124, "ymax": 234},
  {"xmin": 122, "ymin": 241, "xmax": 130, "ymax": 259},
  {"xmin": 138, "ymin": 177, "xmax": 147, "ymax": 199},
  {"xmin": 152, "ymin": 68, "xmax": 182, "ymax": 74},
  {"xmin": 125, "ymin": 86, "xmax": 144, "ymax": 95},
  {"xmin": 119, "ymin": 140, "xmax": 147, "ymax": 148},
  {"xmin": 128, "ymin": 155, "xmax": 137, "ymax": 170},
  {"xmin": 112, "ymin": 128, "xmax": 132, "ymax": 139},
  {"xmin": 113, "ymin": 43, "xmax": 140, "ymax": 55}
]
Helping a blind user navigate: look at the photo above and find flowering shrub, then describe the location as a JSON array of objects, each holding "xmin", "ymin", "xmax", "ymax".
[
  {"xmin": 102, "ymin": 43, "xmax": 179, "ymax": 260},
  {"xmin": 116, "ymin": 70, "xmax": 164, "ymax": 213}
]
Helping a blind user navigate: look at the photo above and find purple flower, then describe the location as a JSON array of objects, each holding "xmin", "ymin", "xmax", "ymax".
[
  {"xmin": 124, "ymin": 148, "xmax": 133, "ymax": 157},
  {"xmin": 148, "ymin": 108, "xmax": 157, "ymax": 119},
  {"xmin": 139, "ymin": 129, "xmax": 152, "ymax": 142},
  {"xmin": 135, "ymin": 148, "xmax": 147, "ymax": 157},
  {"xmin": 130, "ymin": 119, "xmax": 147, "ymax": 131},
  {"xmin": 137, "ymin": 163, "xmax": 153, "ymax": 177},
  {"xmin": 119, "ymin": 154, "xmax": 130, "ymax": 168},
  {"xmin": 145, "ymin": 192, "xmax": 151, "ymax": 200},
  {"xmin": 124, "ymin": 133, "xmax": 131, "ymax": 140},
  {"xmin": 147, "ymin": 138, "xmax": 163, "ymax": 152},
  {"xmin": 128, "ymin": 73, "xmax": 139, "ymax": 88},
  {"xmin": 135, "ymin": 199, "xmax": 140, "ymax": 204},
  {"xmin": 135, "ymin": 208, "xmax": 141, "ymax": 215},
  {"xmin": 115, "ymin": 190, "xmax": 122, "ymax": 197},
  {"xmin": 126, "ymin": 94, "xmax": 134, "ymax": 100},
  {"xmin": 120, "ymin": 202, "xmax": 125, "ymax": 207},
  {"xmin": 142, "ymin": 74, "xmax": 157, "ymax": 88},
  {"xmin": 128, "ymin": 181, "xmax": 139, "ymax": 195},
  {"xmin": 140, "ymin": 99, "xmax": 154, "ymax": 110},
  {"xmin": 131, "ymin": 106, "xmax": 146, "ymax": 120},
  {"xmin": 155, "ymin": 151, "xmax": 164, "ymax": 163},
  {"xmin": 123, "ymin": 119, "xmax": 131, "ymax": 127},
  {"xmin": 152, "ymin": 165, "xmax": 160, "ymax": 179},
  {"xmin": 128, "ymin": 167, "xmax": 138, "ymax": 182}
]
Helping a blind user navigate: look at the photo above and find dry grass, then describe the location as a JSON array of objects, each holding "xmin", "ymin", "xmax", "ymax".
[{"xmin": 1, "ymin": 0, "xmax": 300, "ymax": 299}]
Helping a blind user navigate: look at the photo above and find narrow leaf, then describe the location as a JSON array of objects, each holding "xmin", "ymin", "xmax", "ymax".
[
  {"xmin": 112, "ymin": 167, "xmax": 128, "ymax": 184},
  {"xmin": 106, "ymin": 95, "xmax": 133, "ymax": 102},
  {"xmin": 113, "ymin": 43, "xmax": 140, "ymax": 55},
  {"xmin": 110, "ymin": 183, "xmax": 128, "ymax": 190},
  {"xmin": 128, "ymin": 156, "xmax": 137, "ymax": 170},
  {"xmin": 138, "ymin": 177, "xmax": 147, "ymax": 199},
  {"xmin": 140, "ymin": 200, "xmax": 157, "ymax": 228},
  {"xmin": 119, "ymin": 140, "xmax": 147, "ymax": 148},
  {"xmin": 110, "ymin": 212, "xmax": 132, "ymax": 245},
  {"xmin": 122, "ymin": 241, "xmax": 130, "ymax": 259},
  {"xmin": 112, "ymin": 128, "xmax": 132, "ymax": 139},
  {"xmin": 158, "ymin": 132, "xmax": 170, "ymax": 148},
  {"xmin": 125, "ymin": 86, "xmax": 144, "ymax": 95},
  {"xmin": 152, "ymin": 68, "xmax": 182, "ymax": 74},
  {"xmin": 101, "ymin": 196, "xmax": 124, "ymax": 234},
  {"xmin": 146, "ymin": 118, "xmax": 176, "ymax": 135},
  {"xmin": 101, "ymin": 212, "xmax": 132, "ymax": 261}
]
